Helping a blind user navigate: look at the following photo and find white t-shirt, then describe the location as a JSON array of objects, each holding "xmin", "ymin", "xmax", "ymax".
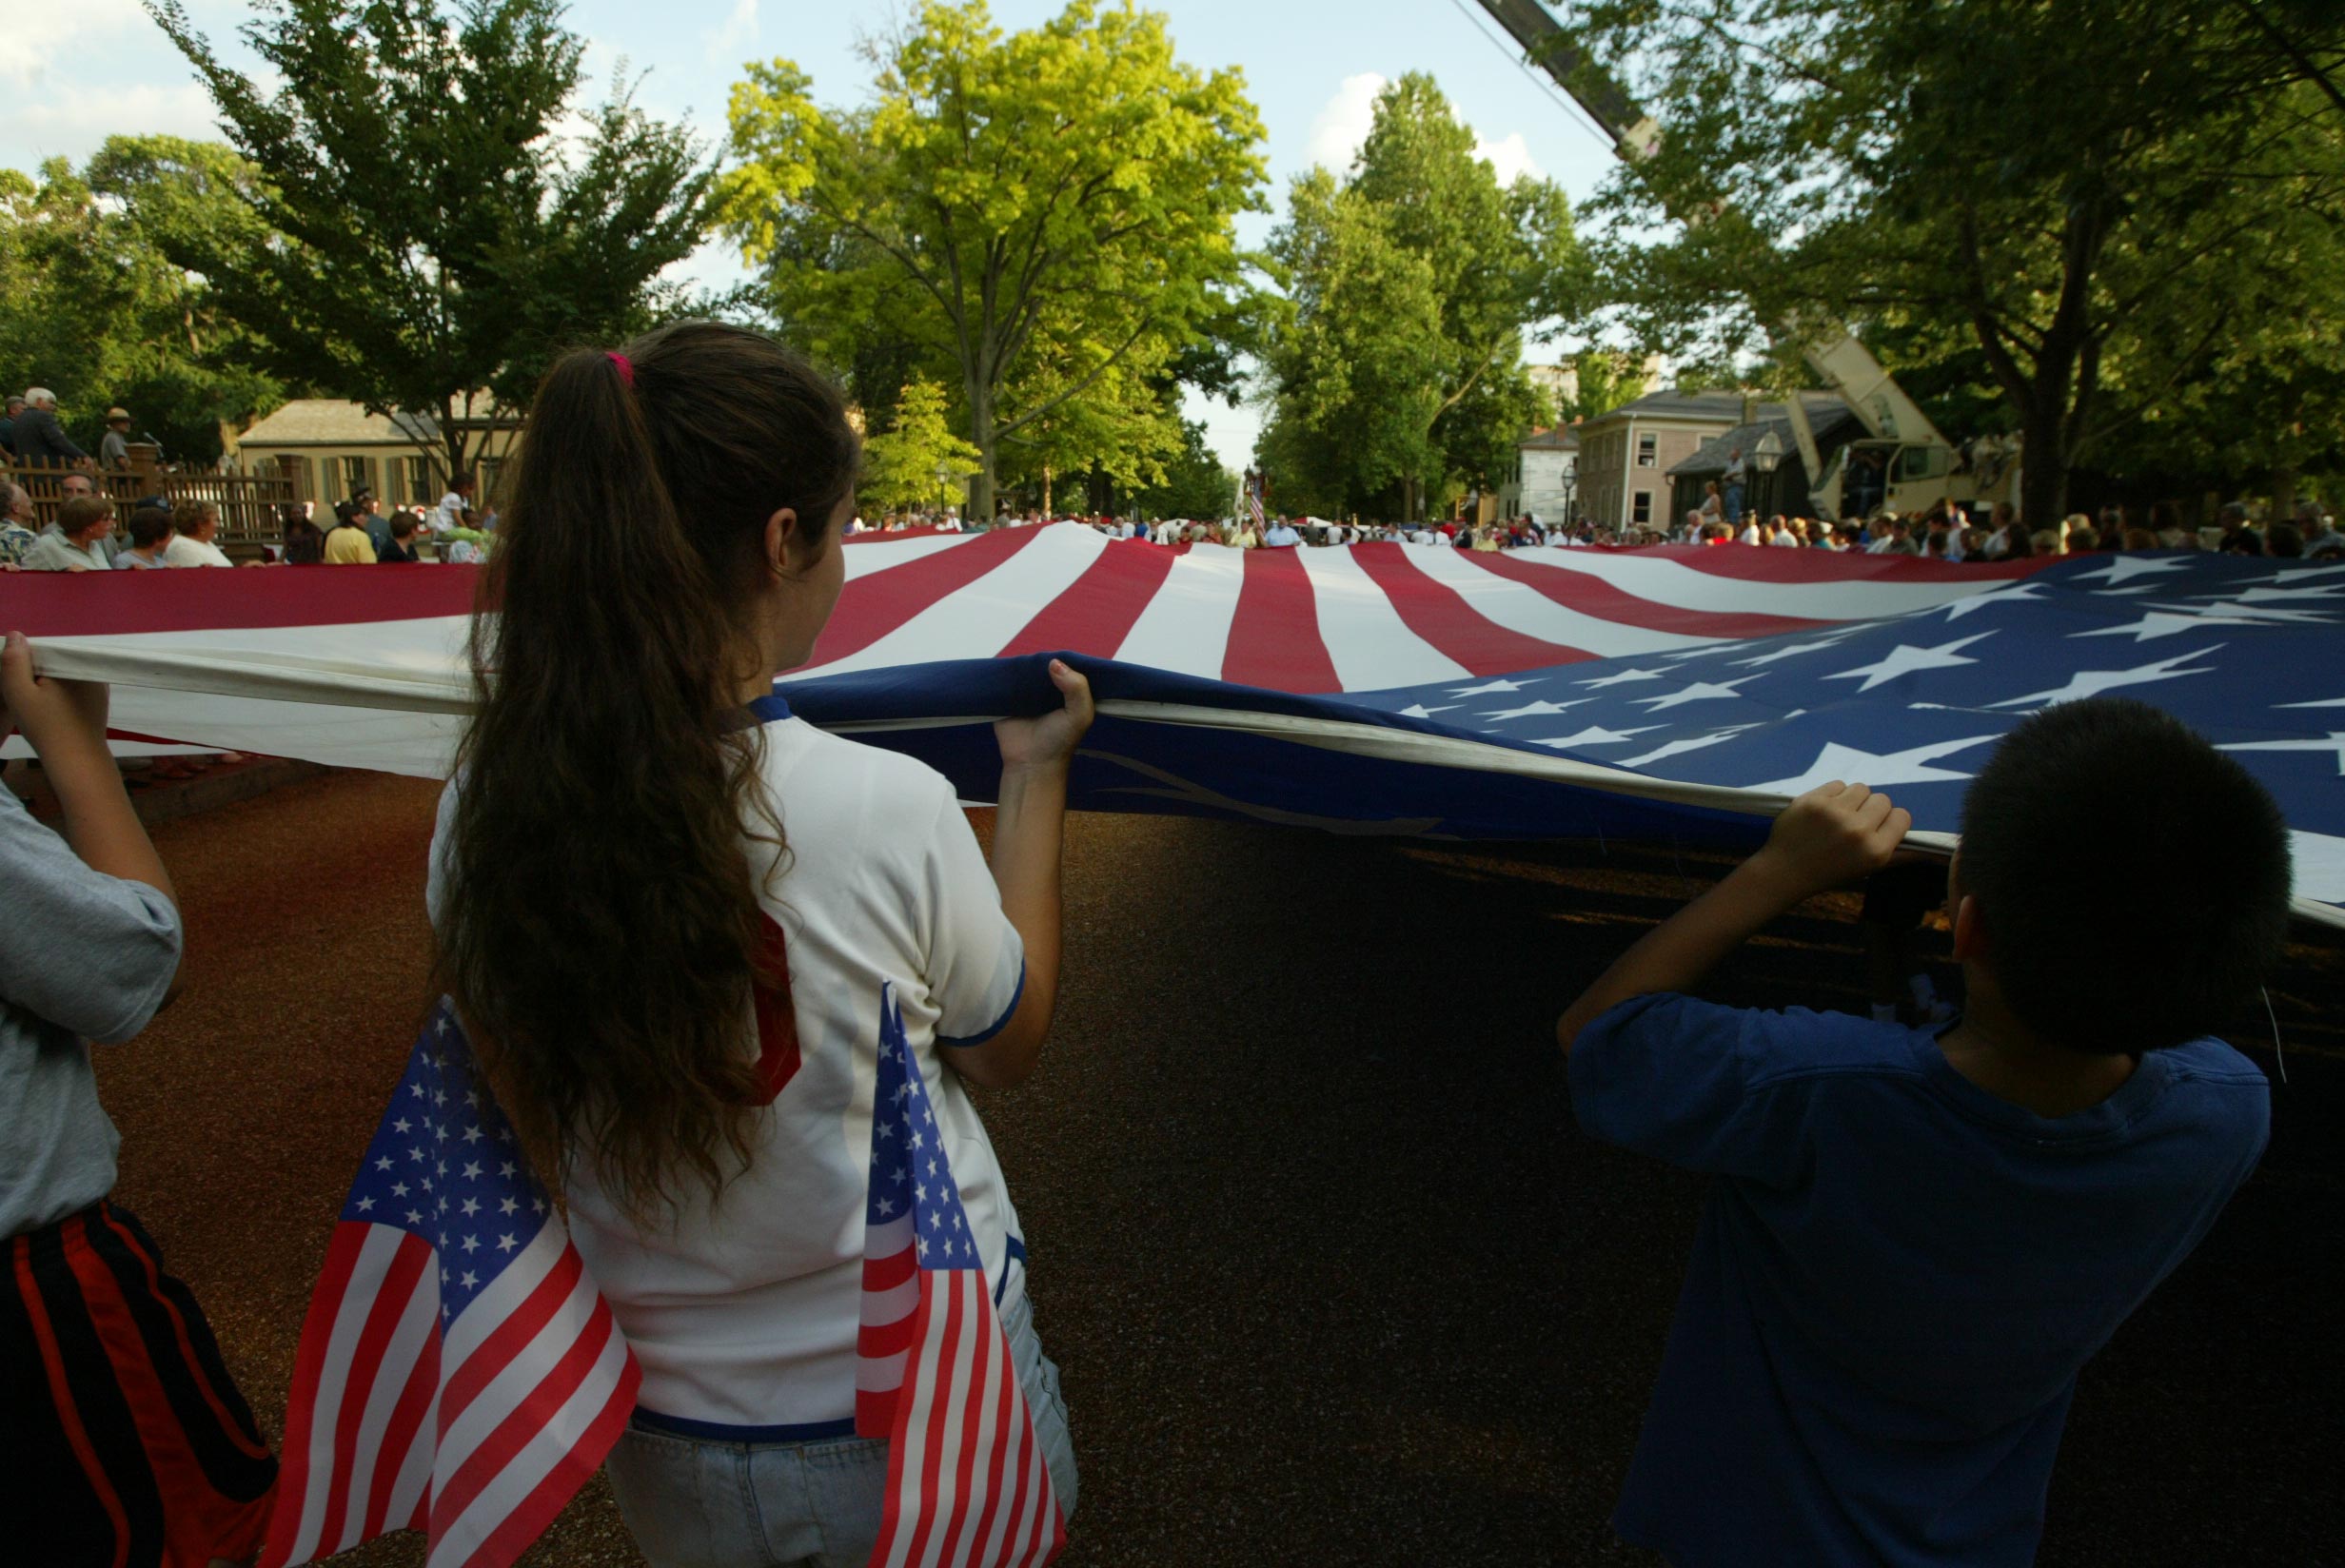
[
  {"xmin": 162, "ymin": 534, "xmax": 234, "ymax": 568},
  {"xmin": 425, "ymin": 705, "xmax": 1028, "ymax": 1434},
  {"xmin": 435, "ymin": 492, "xmax": 466, "ymax": 534}
]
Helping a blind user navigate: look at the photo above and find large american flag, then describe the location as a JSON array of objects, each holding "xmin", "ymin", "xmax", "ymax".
[
  {"xmin": 6, "ymin": 529, "xmax": 2342, "ymax": 919},
  {"xmin": 259, "ymin": 1004, "xmax": 639, "ymax": 1568},
  {"xmin": 856, "ymin": 985, "xmax": 1064, "ymax": 1568}
]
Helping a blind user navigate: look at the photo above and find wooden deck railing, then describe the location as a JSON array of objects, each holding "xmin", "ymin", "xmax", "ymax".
[{"xmin": 4, "ymin": 445, "xmax": 308, "ymax": 554}]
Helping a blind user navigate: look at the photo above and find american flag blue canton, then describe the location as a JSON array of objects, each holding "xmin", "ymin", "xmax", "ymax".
[
  {"xmin": 868, "ymin": 993, "xmax": 981, "ymax": 1271},
  {"xmin": 1350, "ymin": 553, "xmax": 2345, "ymax": 896},
  {"xmin": 344, "ymin": 1006, "xmax": 552, "ymax": 1319}
]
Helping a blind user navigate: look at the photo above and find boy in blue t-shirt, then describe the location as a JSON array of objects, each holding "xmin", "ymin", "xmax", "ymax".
[{"xmin": 1559, "ymin": 697, "xmax": 2288, "ymax": 1568}]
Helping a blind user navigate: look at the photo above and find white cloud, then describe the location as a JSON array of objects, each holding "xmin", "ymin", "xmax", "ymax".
[
  {"xmin": 705, "ymin": 0, "xmax": 759, "ymax": 66},
  {"xmin": 0, "ymin": 0, "xmax": 149, "ymax": 90},
  {"xmin": 1305, "ymin": 71, "xmax": 1387, "ymax": 173},
  {"xmin": 9, "ymin": 82, "xmax": 224, "ymax": 163},
  {"xmin": 1473, "ymin": 130, "xmax": 1543, "ymax": 186}
]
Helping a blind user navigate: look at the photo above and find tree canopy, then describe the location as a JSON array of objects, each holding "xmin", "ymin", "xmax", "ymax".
[
  {"xmin": 148, "ymin": 0, "xmax": 712, "ymax": 482},
  {"xmin": 1255, "ymin": 73, "xmax": 1583, "ymax": 520},
  {"xmin": 860, "ymin": 377, "xmax": 983, "ymax": 513},
  {"xmin": 0, "ymin": 140, "xmax": 281, "ymax": 462},
  {"xmin": 718, "ymin": 0, "xmax": 1268, "ymax": 523},
  {"xmin": 1553, "ymin": 0, "xmax": 2345, "ymax": 523}
]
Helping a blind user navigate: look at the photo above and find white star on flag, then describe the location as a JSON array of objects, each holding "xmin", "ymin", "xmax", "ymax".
[
  {"xmin": 1743, "ymin": 735, "xmax": 2004, "ymax": 796},
  {"xmin": 1988, "ymin": 647, "xmax": 2224, "ymax": 709},
  {"xmin": 1633, "ymin": 675, "xmax": 1766, "ymax": 712},
  {"xmin": 1573, "ymin": 665, "xmax": 1671, "ymax": 688},
  {"xmin": 2277, "ymin": 696, "xmax": 2345, "ymax": 710},
  {"xmin": 1728, "ymin": 633, "xmax": 1862, "ymax": 668},
  {"xmin": 2070, "ymin": 610, "xmax": 2260, "ymax": 642},
  {"xmin": 1448, "ymin": 677, "xmax": 1530, "ymax": 696},
  {"xmin": 2219, "ymin": 733, "xmax": 2345, "ymax": 774},
  {"xmin": 1824, "ymin": 633, "xmax": 1996, "ymax": 694},
  {"xmin": 1526, "ymin": 724, "xmax": 1662, "ymax": 750},
  {"xmin": 2221, "ymin": 581, "xmax": 2345, "ymax": 605},
  {"xmin": 1396, "ymin": 703, "xmax": 1457, "ymax": 718},
  {"xmin": 1939, "ymin": 583, "xmax": 2051, "ymax": 621},
  {"xmin": 2070, "ymin": 557, "xmax": 2194, "ymax": 587},
  {"xmin": 1482, "ymin": 697, "xmax": 1592, "ymax": 722},
  {"xmin": 1615, "ymin": 716, "xmax": 1792, "ymax": 769}
]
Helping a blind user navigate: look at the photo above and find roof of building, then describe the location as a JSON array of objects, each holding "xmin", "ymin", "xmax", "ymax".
[
  {"xmin": 237, "ymin": 397, "xmax": 519, "ymax": 448},
  {"xmin": 1666, "ymin": 403, "xmax": 1866, "ymax": 479},
  {"xmin": 1585, "ymin": 387, "xmax": 1849, "ymax": 429},
  {"xmin": 1518, "ymin": 424, "xmax": 1580, "ymax": 450}
]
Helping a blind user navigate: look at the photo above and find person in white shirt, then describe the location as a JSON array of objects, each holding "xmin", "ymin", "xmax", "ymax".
[
  {"xmin": 425, "ymin": 323, "xmax": 1086, "ymax": 1564},
  {"xmin": 1262, "ymin": 519, "xmax": 1302, "ymax": 547},
  {"xmin": 434, "ymin": 474, "xmax": 475, "ymax": 536},
  {"xmin": 161, "ymin": 502, "xmax": 236, "ymax": 567},
  {"xmin": 1737, "ymin": 515, "xmax": 1763, "ymax": 546}
]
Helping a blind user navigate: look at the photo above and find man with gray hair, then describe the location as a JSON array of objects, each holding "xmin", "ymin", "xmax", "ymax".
[
  {"xmin": 10, "ymin": 388, "xmax": 89, "ymax": 471},
  {"xmin": 0, "ymin": 480, "xmax": 35, "ymax": 567}
]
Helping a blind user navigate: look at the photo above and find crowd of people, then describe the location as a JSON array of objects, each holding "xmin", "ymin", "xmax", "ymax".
[
  {"xmin": 0, "ymin": 477, "xmax": 497, "ymax": 574},
  {"xmin": 883, "ymin": 495, "xmax": 2345, "ymax": 559}
]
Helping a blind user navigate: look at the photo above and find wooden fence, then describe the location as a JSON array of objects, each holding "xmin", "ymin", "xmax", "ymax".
[{"xmin": 5, "ymin": 444, "xmax": 306, "ymax": 555}]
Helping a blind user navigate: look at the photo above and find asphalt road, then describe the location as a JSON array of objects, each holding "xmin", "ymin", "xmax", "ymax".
[{"xmin": 96, "ymin": 770, "xmax": 2345, "ymax": 1566}]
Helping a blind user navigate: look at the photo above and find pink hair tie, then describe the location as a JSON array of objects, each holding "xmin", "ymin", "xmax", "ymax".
[{"xmin": 606, "ymin": 351, "xmax": 635, "ymax": 387}]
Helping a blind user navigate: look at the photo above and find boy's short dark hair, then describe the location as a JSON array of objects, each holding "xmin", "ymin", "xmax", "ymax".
[
  {"xmin": 389, "ymin": 510, "xmax": 419, "ymax": 539},
  {"xmin": 126, "ymin": 507, "xmax": 174, "ymax": 549},
  {"xmin": 1959, "ymin": 697, "xmax": 2292, "ymax": 1053}
]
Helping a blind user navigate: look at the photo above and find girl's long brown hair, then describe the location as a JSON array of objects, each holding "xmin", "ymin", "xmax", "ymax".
[{"xmin": 438, "ymin": 322, "xmax": 859, "ymax": 1220}]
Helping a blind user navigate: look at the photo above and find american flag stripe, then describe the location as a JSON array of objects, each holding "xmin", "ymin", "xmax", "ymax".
[
  {"xmin": 427, "ymin": 1311, "xmax": 631, "ymax": 1568},
  {"xmin": 862, "ymin": 986, "xmax": 1064, "ymax": 1566},
  {"xmin": 1348, "ymin": 545, "xmax": 1593, "ymax": 676},
  {"xmin": 259, "ymin": 1009, "xmax": 640, "ymax": 1568}
]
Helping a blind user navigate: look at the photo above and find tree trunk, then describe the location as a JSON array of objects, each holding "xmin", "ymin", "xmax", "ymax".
[
  {"xmin": 2018, "ymin": 397, "xmax": 2070, "ymax": 534},
  {"xmin": 968, "ymin": 383, "xmax": 997, "ymax": 526},
  {"xmin": 2269, "ymin": 463, "xmax": 2298, "ymax": 523}
]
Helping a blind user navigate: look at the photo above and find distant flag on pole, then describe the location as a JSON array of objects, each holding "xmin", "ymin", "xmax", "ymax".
[
  {"xmin": 259, "ymin": 1003, "xmax": 639, "ymax": 1568},
  {"xmin": 856, "ymin": 986, "xmax": 1064, "ymax": 1568}
]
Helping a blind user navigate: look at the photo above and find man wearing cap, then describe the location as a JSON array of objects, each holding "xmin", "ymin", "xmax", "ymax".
[{"xmin": 98, "ymin": 407, "xmax": 134, "ymax": 471}]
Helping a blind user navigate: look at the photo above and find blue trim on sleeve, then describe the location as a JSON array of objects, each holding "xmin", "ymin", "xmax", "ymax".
[
  {"xmin": 936, "ymin": 962, "xmax": 1025, "ymax": 1049},
  {"xmin": 995, "ymin": 1234, "xmax": 1027, "ymax": 1305},
  {"xmin": 629, "ymin": 1407, "xmax": 857, "ymax": 1444}
]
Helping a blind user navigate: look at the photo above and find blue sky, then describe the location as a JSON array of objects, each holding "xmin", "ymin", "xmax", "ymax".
[{"xmin": 3, "ymin": 0, "xmax": 1625, "ymax": 466}]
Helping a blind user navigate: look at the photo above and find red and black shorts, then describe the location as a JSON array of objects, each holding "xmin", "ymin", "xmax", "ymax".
[{"xmin": 2, "ymin": 1201, "xmax": 278, "ymax": 1568}]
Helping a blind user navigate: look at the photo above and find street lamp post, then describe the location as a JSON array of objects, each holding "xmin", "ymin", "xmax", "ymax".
[{"xmin": 1750, "ymin": 428, "xmax": 1784, "ymax": 517}]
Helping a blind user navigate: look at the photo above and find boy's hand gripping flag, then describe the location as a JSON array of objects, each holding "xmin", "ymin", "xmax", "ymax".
[
  {"xmin": 857, "ymin": 985, "xmax": 1065, "ymax": 1568},
  {"xmin": 259, "ymin": 1003, "xmax": 639, "ymax": 1568}
]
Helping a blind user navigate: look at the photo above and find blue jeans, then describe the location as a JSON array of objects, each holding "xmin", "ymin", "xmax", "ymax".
[
  {"xmin": 1722, "ymin": 482, "xmax": 1744, "ymax": 524},
  {"xmin": 603, "ymin": 1290, "xmax": 1078, "ymax": 1568}
]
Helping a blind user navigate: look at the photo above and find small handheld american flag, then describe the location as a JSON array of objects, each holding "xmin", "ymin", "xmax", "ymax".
[
  {"xmin": 857, "ymin": 985, "xmax": 1064, "ymax": 1568},
  {"xmin": 259, "ymin": 1003, "xmax": 639, "ymax": 1568}
]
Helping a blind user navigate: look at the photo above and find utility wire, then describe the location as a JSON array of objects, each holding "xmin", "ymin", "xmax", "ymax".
[{"xmin": 1441, "ymin": 0, "xmax": 1623, "ymax": 158}]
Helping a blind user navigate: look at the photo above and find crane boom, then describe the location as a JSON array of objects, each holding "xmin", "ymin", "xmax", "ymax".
[{"xmin": 1470, "ymin": 0, "xmax": 1983, "ymax": 505}]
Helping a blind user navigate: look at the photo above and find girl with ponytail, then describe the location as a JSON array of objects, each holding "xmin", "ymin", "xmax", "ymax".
[{"xmin": 426, "ymin": 322, "xmax": 1088, "ymax": 1562}]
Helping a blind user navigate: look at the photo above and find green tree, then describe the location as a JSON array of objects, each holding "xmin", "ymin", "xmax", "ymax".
[
  {"xmin": 861, "ymin": 378, "xmax": 984, "ymax": 513},
  {"xmin": 1130, "ymin": 417, "xmax": 1235, "ymax": 519},
  {"xmin": 1258, "ymin": 73, "xmax": 1583, "ymax": 519},
  {"xmin": 148, "ymin": 0, "xmax": 713, "ymax": 483},
  {"xmin": 1557, "ymin": 347, "xmax": 1645, "ymax": 424},
  {"xmin": 1554, "ymin": 0, "xmax": 2345, "ymax": 526},
  {"xmin": 0, "ymin": 144, "xmax": 282, "ymax": 462},
  {"xmin": 718, "ymin": 0, "xmax": 1268, "ymax": 523}
]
